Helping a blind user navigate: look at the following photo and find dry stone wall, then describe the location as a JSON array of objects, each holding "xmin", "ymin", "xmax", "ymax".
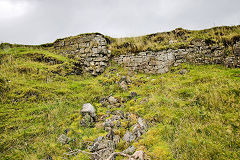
[
  {"xmin": 232, "ymin": 41, "xmax": 240, "ymax": 66},
  {"xmin": 114, "ymin": 40, "xmax": 240, "ymax": 74},
  {"xmin": 53, "ymin": 33, "xmax": 111, "ymax": 75},
  {"xmin": 113, "ymin": 51, "xmax": 175, "ymax": 74},
  {"xmin": 52, "ymin": 33, "xmax": 240, "ymax": 75}
]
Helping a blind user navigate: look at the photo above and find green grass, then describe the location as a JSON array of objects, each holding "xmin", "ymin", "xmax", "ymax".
[
  {"xmin": 108, "ymin": 25, "xmax": 240, "ymax": 55},
  {"xmin": 0, "ymin": 47, "xmax": 70, "ymax": 62},
  {"xmin": 0, "ymin": 47, "xmax": 240, "ymax": 159}
]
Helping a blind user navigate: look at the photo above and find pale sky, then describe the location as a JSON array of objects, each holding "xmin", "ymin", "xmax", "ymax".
[{"xmin": 0, "ymin": 0, "xmax": 240, "ymax": 44}]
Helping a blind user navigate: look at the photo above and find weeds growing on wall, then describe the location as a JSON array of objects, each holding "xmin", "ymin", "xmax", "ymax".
[{"xmin": 108, "ymin": 25, "xmax": 240, "ymax": 55}]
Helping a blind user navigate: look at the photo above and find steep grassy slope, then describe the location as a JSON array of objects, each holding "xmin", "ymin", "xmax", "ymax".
[{"xmin": 0, "ymin": 47, "xmax": 240, "ymax": 159}]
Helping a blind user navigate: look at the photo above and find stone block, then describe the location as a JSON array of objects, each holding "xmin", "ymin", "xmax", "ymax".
[
  {"xmin": 157, "ymin": 54, "xmax": 168, "ymax": 61},
  {"xmin": 100, "ymin": 62, "xmax": 108, "ymax": 66},
  {"xmin": 157, "ymin": 67, "xmax": 169, "ymax": 74},
  {"xmin": 149, "ymin": 60, "xmax": 158, "ymax": 66},
  {"xmin": 123, "ymin": 57, "xmax": 131, "ymax": 63},
  {"xmin": 92, "ymin": 48, "xmax": 98, "ymax": 54},
  {"xmin": 85, "ymin": 48, "xmax": 90, "ymax": 52},
  {"xmin": 90, "ymin": 61, "xmax": 95, "ymax": 66},
  {"xmin": 93, "ymin": 57, "xmax": 106, "ymax": 62},
  {"xmin": 79, "ymin": 48, "xmax": 85, "ymax": 53},
  {"xmin": 86, "ymin": 57, "xmax": 92, "ymax": 62},
  {"xmin": 138, "ymin": 52, "xmax": 147, "ymax": 56},
  {"xmin": 134, "ymin": 57, "xmax": 143, "ymax": 63},
  {"xmin": 233, "ymin": 41, "xmax": 240, "ymax": 56}
]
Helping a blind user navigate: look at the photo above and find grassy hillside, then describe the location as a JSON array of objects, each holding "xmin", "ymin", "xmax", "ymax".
[{"xmin": 0, "ymin": 46, "xmax": 240, "ymax": 159}]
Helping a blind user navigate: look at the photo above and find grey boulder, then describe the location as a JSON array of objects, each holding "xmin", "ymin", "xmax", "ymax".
[
  {"xmin": 123, "ymin": 145, "xmax": 136, "ymax": 155},
  {"xmin": 119, "ymin": 81, "xmax": 128, "ymax": 91},
  {"xmin": 123, "ymin": 131, "xmax": 136, "ymax": 143},
  {"xmin": 80, "ymin": 103, "xmax": 96, "ymax": 118},
  {"xmin": 108, "ymin": 96, "xmax": 118, "ymax": 104},
  {"xmin": 58, "ymin": 134, "xmax": 69, "ymax": 144}
]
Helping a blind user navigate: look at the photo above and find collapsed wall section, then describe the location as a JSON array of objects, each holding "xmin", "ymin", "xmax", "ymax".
[{"xmin": 53, "ymin": 33, "xmax": 111, "ymax": 75}]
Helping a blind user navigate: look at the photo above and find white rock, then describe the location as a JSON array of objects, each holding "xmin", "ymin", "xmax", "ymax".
[
  {"xmin": 80, "ymin": 103, "xmax": 96, "ymax": 118},
  {"xmin": 108, "ymin": 96, "xmax": 118, "ymax": 104}
]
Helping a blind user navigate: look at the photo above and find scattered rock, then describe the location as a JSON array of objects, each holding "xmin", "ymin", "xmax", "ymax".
[
  {"xmin": 120, "ymin": 76, "xmax": 131, "ymax": 83},
  {"xmin": 108, "ymin": 96, "xmax": 118, "ymax": 104},
  {"xmin": 80, "ymin": 103, "xmax": 97, "ymax": 127},
  {"xmin": 99, "ymin": 97, "xmax": 108, "ymax": 107},
  {"xmin": 100, "ymin": 96, "xmax": 122, "ymax": 108},
  {"xmin": 58, "ymin": 134, "xmax": 69, "ymax": 144},
  {"xmin": 123, "ymin": 145, "xmax": 136, "ymax": 155},
  {"xmin": 132, "ymin": 150, "xmax": 144, "ymax": 160},
  {"xmin": 106, "ymin": 129, "xmax": 114, "ymax": 140},
  {"xmin": 123, "ymin": 131, "xmax": 136, "ymax": 143},
  {"xmin": 81, "ymin": 114, "xmax": 95, "ymax": 127},
  {"xmin": 94, "ymin": 136, "xmax": 104, "ymax": 142},
  {"xmin": 94, "ymin": 149, "xmax": 114, "ymax": 160},
  {"xmin": 129, "ymin": 92, "xmax": 138, "ymax": 99},
  {"xmin": 98, "ymin": 114, "xmax": 109, "ymax": 121},
  {"xmin": 106, "ymin": 105, "xmax": 114, "ymax": 109},
  {"xmin": 113, "ymin": 135, "xmax": 121, "ymax": 146},
  {"xmin": 138, "ymin": 117, "xmax": 147, "ymax": 130},
  {"xmin": 104, "ymin": 127, "xmax": 112, "ymax": 132},
  {"xmin": 120, "ymin": 81, "xmax": 128, "ymax": 91},
  {"xmin": 118, "ymin": 76, "xmax": 131, "ymax": 91},
  {"xmin": 132, "ymin": 124, "xmax": 142, "ymax": 137},
  {"xmin": 89, "ymin": 138, "xmax": 115, "ymax": 160},
  {"xmin": 111, "ymin": 115, "xmax": 121, "ymax": 121},
  {"xmin": 111, "ymin": 110, "xmax": 125, "ymax": 119},
  {"xmin": 64, "ymin": 106, "xmax": 148, "ymax": 159},
  {"xmin": 80, "ymin": 103, "xmax": 96, "ymax": 119},
  {"xmin": 179, "ymin": 68, "xmax": 188, "ymax": 75},
  {"xmin": 103, "ymin": 114, "xmax": 122, "ymax": 131},
  {"xmin": 115, "ymin": 120, "xmax": 121, "ymax": 128},
  {"xmin": 89, "ymin": 139, "xmax": 115, "ymax": 152},
  {"xmin": 103, "ymin": 118, "xmax": 115, "ymax": 129},
  {"xmin": 124, "ymin": 112, "xmax": 131, "ymax": 120},
  {"xmin": 132, "ymin": 117, "xmax": 148, "ymax": 138}
]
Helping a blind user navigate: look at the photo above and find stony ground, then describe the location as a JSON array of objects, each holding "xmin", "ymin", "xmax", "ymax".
[{"xmin": 0, "ymin": 47, "xmax": 240, "ymax": 159}]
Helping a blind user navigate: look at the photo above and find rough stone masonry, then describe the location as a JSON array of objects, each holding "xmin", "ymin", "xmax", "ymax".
[
  {"xmin": 53, "ymin": 33, "xmax": 111, "ymax": 76},
  {"xmin": 53, "ymin": 33, "xmax": 240, "ymax": 75},
  {"xmin": 114, "ymin": 40, "xmax": 240, "ymax": 74}
]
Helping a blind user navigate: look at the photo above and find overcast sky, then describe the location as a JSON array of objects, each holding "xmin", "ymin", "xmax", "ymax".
[{"xmin": 0, "ymin": 0, "xmax": 240, "ymax": 45}]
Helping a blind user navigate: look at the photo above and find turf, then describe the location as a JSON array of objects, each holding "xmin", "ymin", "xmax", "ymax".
[{"xmin": 0, "ymin": 47, "xmax": 240, "ymax": 159}]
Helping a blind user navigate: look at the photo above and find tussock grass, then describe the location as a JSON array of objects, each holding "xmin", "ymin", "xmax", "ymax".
[
  {"xmin": 0, "ymin": 47, "xmax": 240, "ymax": 159},
  {"xmin": 109, "ymin": 25, "xmax": 240, "ymax": 55}
]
